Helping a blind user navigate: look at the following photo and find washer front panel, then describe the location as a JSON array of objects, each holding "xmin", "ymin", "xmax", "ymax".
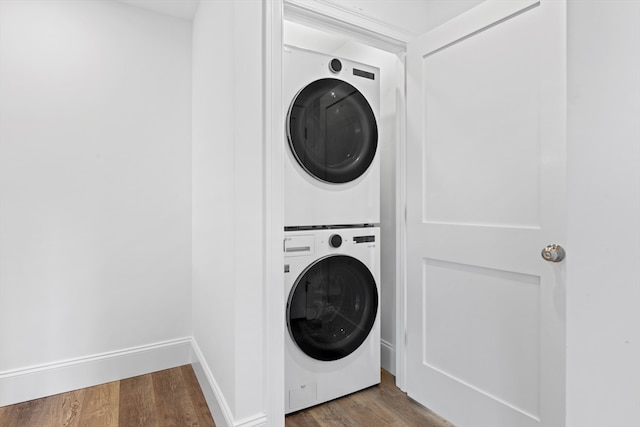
[
  {"xmin": 284, "ymin": 227, "xmax": 380, "ymax": 413},
  {"xmin": 287, "ymin": 78, "xmax": 378, "ymax": 184}
]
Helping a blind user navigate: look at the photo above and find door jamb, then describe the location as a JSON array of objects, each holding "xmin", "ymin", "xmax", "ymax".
[
  {"xmin": 265, "ymin": 1, "xmax": 285, "ymax": 425},
  {"xmin": 266, "ymin": 2, "xmax": 410, "ymax": 423}
]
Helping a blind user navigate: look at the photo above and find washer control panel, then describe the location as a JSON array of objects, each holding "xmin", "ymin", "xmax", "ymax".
[{"xmin": 354, "ymin": 235, "xmax": 375, "ymax": 244}]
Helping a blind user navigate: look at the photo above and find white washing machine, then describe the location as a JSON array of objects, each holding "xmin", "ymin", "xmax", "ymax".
[
  {"xmin": 284, "ymin": 227, "xmax": 380, "ymax": 413},
  {"xmin": 283, "ymin": 46, "xmax": 380, "ymax": 228}
]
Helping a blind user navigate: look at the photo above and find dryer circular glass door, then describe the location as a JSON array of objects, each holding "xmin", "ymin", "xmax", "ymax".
[
  {"xmin": 287, "ymin": 78, "xmax": 378, "ymax": 184},
  {"xmin": 287, "ymin": 254, "xmax": 378, "ymax": 361}
]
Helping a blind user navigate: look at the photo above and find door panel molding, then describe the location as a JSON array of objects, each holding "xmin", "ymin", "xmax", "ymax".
[
  {"xmin": 421, "ymin": 258, "xmax": 542, "ymax": 419},
  {"xmin": 421, "ymin": 0, "xmax": 540, "ymax": 57}
]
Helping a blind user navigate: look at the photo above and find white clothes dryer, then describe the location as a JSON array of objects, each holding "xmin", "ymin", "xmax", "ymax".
[
  {"xmin": 283, "ymin": 46, "xmax": 380, "ymax": 228},
  {"xmin": 284, "ymin": 227, "xmax": 380, "ymax": 413}
]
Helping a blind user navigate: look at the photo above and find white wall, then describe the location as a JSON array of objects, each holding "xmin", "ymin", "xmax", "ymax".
[
  {"xmin": 192, "ymin": 1, "xmax": 265, "ymax": 425},
  {"xmin": 566, "ymin": 1, "xmax": 640, "ymax": 426},
  {"xmin": 191, "ymin": 0, "xmax": 236, "ymax": 414},
  {"xmin": 0, "ymin": 0, "xmax": 192, "ymax": 402}
]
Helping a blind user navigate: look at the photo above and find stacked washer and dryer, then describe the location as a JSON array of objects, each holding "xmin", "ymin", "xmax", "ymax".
[{"xmin": 283, "ymin": 45, "xmax": 381, "ymax": 413}]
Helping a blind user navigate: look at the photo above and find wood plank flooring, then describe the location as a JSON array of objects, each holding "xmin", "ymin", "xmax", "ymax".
[
  {"xmin": 285, "ymin": 369, "xmax": 455, "ymax": 427},
  {"xmin": 0, "ymin": 365, "xmax": 215, "ymax": 427},
  {"xmin": 1, "ymin": 366, "xmax": 453, "ymax": 427}
]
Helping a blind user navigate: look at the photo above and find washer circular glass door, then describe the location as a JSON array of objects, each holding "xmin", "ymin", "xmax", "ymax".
[
  {"xmin": 287, "ymin": 78, "xmax": 378, "ymax": 184},
  {"xmin": 287, "ymin": 254, "xmax": 378, "ymax": 361}
]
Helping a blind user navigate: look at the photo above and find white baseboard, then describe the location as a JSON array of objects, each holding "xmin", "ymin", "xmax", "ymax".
[
  {"xmin": 381, "ymin": 339, "xmax": 396, "ymax": 376},
  {"xmin": 190, "ymin": 340, "xmax": 234, "ymax": 427},
  {"xmin": 233, "ymin": 414, "xmax": 270, "ymax": 427},
  {"xmin": 0, "ymin": 337, "xmax": 192, "ymax": 407},
  {"xmin": 190, "ymin": 339, "xmax": 268, "ymax": 427},
  {"xmin": 1, "ymin": 337, "xmax": 269, "ymax": 427}
]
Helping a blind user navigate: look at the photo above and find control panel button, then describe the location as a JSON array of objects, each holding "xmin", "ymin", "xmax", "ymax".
[{"xmin": 329, "ymin": 234, "xmax": 342, "ymax": 248}]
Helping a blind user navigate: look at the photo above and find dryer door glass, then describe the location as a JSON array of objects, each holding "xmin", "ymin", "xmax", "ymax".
[
  {"xmin": 287, "ymin": 78, "xmax": 378, "ymax": 184},
  {"xmin": 287, "ymin": 255, "xmax": 378, "ymax": 361}
]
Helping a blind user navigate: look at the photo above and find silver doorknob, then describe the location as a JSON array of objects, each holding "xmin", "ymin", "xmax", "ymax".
[{"xmin": 541, "ymin": 244, "xmax": 566, "ymax": 262}]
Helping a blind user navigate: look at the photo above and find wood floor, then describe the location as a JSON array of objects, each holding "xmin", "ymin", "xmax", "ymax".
[
  {"xmin": 0, "ymin": 366, "xmax": 453, "ymax": 427},
  {"xmin": 0, "ymin": 365, "xmax": 215, "ymax": 427},
  {"xmin": 285, "ymin": 369, "xmax": 455, "ymax": 427}
]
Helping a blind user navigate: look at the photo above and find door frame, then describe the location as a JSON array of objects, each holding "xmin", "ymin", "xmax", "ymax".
[
  {"xmin": 265, "ymin": 3, "xmax": 411, "ymax": 424},
  {"xmin": 264, "ymin": 1, "xmax": 285, "ymax": 425}
]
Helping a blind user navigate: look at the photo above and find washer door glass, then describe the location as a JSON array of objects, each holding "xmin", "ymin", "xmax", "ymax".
[
  {"xmin": 287, "ymin": 78, "xmax": 378, "ymax": 184},
  {"xmin": 287, "ymin": 255, "xmax": 378, "ymax": 361}
]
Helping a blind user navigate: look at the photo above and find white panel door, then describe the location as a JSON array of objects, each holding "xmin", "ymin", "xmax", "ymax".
[{"xmin": 405, "ymin": 1, "xmax": 566, "ymax": 427}]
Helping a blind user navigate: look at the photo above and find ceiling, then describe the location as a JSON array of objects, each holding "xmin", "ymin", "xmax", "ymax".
[
  {"xmin": 116, "ymin": 0, "xmax": 199, "ymax": 20},
  {"xmin": 115, "ymin": 0, "xmax": 484, "ymax": 36}
]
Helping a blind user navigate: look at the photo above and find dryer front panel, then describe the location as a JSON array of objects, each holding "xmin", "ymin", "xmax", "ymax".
[
  {"xmin": 287, "ymin": 78, "xmax": 378, "ymax": 184},
  {"xmin": 287, "ymin": 254, "xmax": 378, "ymax": 362},
  {"xmin": 283, "ymin": 46, "xmax": 380, "ymax": 227}
]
